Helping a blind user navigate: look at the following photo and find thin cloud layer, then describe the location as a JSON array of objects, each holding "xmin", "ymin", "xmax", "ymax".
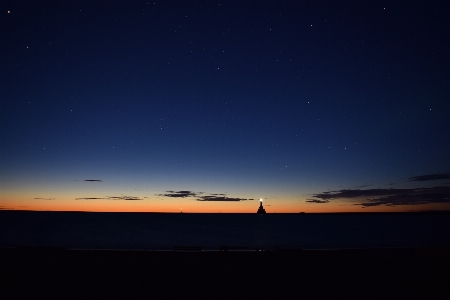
[
  {"xmin": 107, "ymin": 196, "xmax": 142, "ymax": 201},
  {"xmin": 34, "ymin": 197, "xmax": 55, "ymax": 200},
  {"xmin": 197, "ymin": 196, "xmax": 253, "ymax": 202},
  {"xmin": 76, "ymin": 196, "xmax": 143, "ymax": 201},
  {"xmin": 84, "ymin": 179, "xmax": 103, "ymax": 182},
  {"xmin": 158, "ymin": 191, "xmax": 198, "ymax": 198},
  {"xmin": 305, "ymin": 199, "xmax": 329, "ymax": 204},
  {"xmin": 409, "ymin": 173, "xmax": 450, "ymax": 182},
  {"xmin": 157, "ymin": 191, "xmax": 252, "ymax": 202},
  {"xmin": 309, "ymin": 186, "xmax": 450, "ymax": 207}
]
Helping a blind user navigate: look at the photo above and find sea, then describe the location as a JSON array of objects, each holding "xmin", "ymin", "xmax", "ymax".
[{"xmin": 1, "ymin": 211, "xmax": 449, "ymax": 250}]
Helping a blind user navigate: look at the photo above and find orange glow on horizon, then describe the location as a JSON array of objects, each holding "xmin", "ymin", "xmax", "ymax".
[
  {"xmin": 2, "ymin": 196, "xmax": 447, "ymax": 213},
  {"xmin": 2, "ymin": 189, "xmax": 449, "ymax": 213}
]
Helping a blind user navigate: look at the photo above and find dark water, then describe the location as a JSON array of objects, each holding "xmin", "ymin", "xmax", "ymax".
[{"xmin": 1, "ymin": 211, "xmax": 449, "ymax": 250}]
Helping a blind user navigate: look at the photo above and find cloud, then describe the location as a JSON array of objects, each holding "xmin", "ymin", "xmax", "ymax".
[
  {"xmin": 84, "ymin": 179, "xmax": 103, "ymax": 182},
  {"xmin": 76, "ymin": 196, "xmax": 143, "ymax": 200},
  {"xmin": 157, "ymin": 191, "xmax": 253, "ymax": 202},
  {"xmin": 157, "ymin": 191, "xmax": 199, "ymax": 198},
  {"xmin": 310, "ymin": 186, "xmax": 450, "ymax": 207},
  {"xmin": 357, "ymin": 184, "xmax": 371, "ymax": 188},
  {"xmin": 34, "ymin": 197, "xmax": 56, "ymax": 200},
  {"xmin": 311, "ymin": 188, "xmax": 411, "ymax": 201},
  {"xmin": 107, "ymin": 196, "xmax": 142, "ymax": 201},
  {"xmin": 305, "ymin": 199, "xmax": 329, "ymax": 204},
  {"xmin": 197, "ymin": 196, "xmax": 252, "ymax": 202},
  {"xmin": 0, "ymin": 206, "xmax": 17, "ymax": 210},
  {"xmin": 409, "ymin": 173, "xmax": 450, "ymax": 182}
]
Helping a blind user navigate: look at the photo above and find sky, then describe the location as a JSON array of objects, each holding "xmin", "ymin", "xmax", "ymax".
[{"xmin": 1, "ymin": 1, "xmax": 450, "ymax": 213}]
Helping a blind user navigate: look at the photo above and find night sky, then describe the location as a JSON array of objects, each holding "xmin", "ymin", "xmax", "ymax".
[{"xmin": 2, "ymin": 1, "xmax": 450, "ymax": 213}]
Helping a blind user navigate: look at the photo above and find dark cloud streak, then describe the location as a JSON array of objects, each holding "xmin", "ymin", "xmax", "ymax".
[
  {"xmin": 310, "ymin": 186, "xmax": 450, "ymax": 207},
  {"xmin": 157, "ymin": 191, "xmax": 198, "ymax": 198},
  {"xmin": 76, "ymin": 196, "xmax": 143, "ymax": 201},
  {"xmin": 409, "ymin": 173, "xmax": 450, "ymax": 182},
  {"xmin": 157, "ymin": 191, "xmax": 252, "ymax": 202},
  {"xmin": 107, "ymin": 196, "xmax": 142, "ymax": 201},
  {"xmin": 305, "ymin": 199, "xmax": 329, "ymax": 204},
  {"xmin": 197, "ymin": 196, "xmax": 252, "ymax": 202}
]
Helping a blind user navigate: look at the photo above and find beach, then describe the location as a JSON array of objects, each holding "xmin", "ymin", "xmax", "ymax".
[{"xmin": 1, "ymin": 247, "xmax": 449, "ymax": 299}]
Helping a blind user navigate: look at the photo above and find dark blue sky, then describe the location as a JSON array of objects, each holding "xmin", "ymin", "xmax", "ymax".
[{"xmin": 1, "ymin": 1, "xmax": 450, "ymax": 212}]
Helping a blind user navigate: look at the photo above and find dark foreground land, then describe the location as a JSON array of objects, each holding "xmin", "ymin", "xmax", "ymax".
[{"xmin": 1, "ymin": 247, "xmax": 449, "ymax": 299}]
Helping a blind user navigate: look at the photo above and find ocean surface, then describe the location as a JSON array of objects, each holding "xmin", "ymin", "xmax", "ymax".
[{"xmin": 1, "ymin": 211, "xmax": 449, "ymax": 250}]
